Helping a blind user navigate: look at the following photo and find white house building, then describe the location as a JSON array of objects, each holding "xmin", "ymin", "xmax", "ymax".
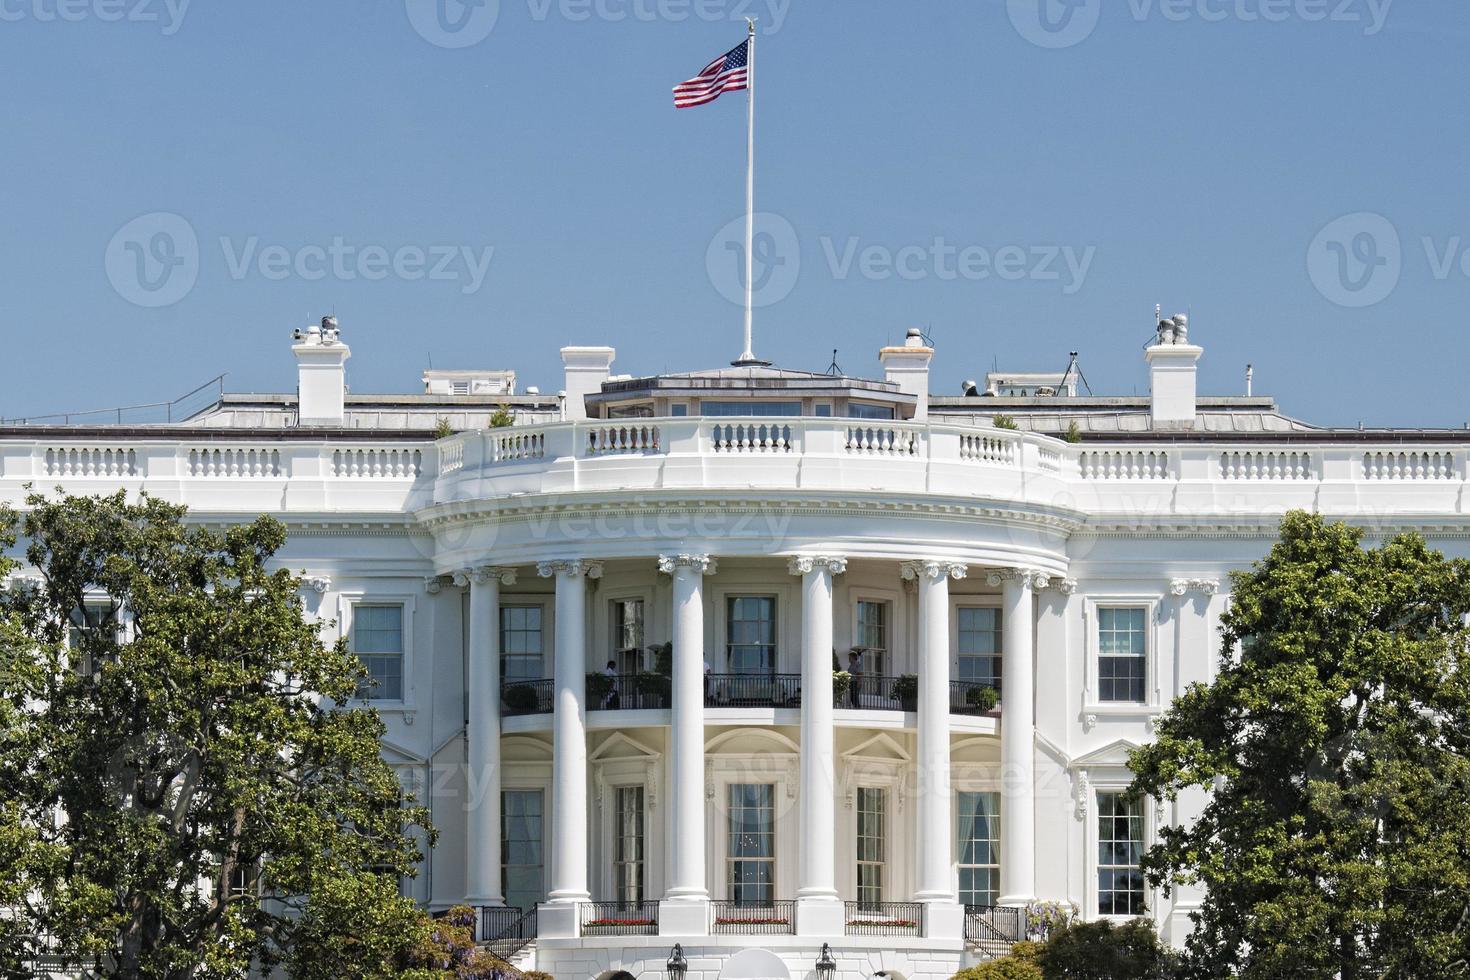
[{"xmin": 2, "ymin": 313, "xmax": 1460, "ymax": 980}]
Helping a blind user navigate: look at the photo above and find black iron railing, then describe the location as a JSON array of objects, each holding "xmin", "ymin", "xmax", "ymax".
[
  {"xmin": 501, "ymin": 679, "xmax": 554, "ymax": 716},
  {"xmin": 705, "ymin": 673, "xmax": 802, "ymax": 708},
  {"xmin": 964, "ymin": 904, "xmax": 1025, "ymax": 951},
  {"xmin": 587, "ymin": 674, "xmax": 670, "ymax": 711},
  {"xmin": 482, "ymin": 906, "xmax": 537, "ymax": 960},
  {"xmin": 474, "ymin": 906, "xmax": 523, "ymax": 944},
  {"xmin": 844, "ymin": 901, "xmax": 923, "ymax": 936},
  {"xmin": 579, "ymin": 901, "xmax": 660, "ymax": 936},
  {"xmin": 711, "ymin": 900, "xmax": 797, "ymax": 935},
  {"xmin": 951, "ymin": 679, "xmax": 1002, "ymax": 716},
  {"xmin": 834, "ymin": 674, "xmax": 907, "ymax": 710}
]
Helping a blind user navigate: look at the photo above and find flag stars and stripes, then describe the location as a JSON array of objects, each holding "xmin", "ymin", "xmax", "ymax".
[{"xmin": 673, "ymin": 39, "xmax": 750, "ymax": 108}]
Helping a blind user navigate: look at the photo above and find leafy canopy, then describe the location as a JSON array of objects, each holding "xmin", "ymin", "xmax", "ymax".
[
  {"xmin": 1129, "ymin": 511, "xmax": 1470, "ymax": 980},
  {"xmin": 0, "ymin": 492, "xmax": 436, "ymax": 979}
]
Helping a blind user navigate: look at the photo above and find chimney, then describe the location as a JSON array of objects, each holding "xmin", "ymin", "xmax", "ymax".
[
  {"xmin": 293, "ymin": 316, "xmax": 350, "ymax": 426},
  {"xmin": 1145, "ymin": 313, "xmax": 1201, "ymax": 429},
  {"xmin": 560, "ymin": 346, "xmax": 616, "ymax": 421},
  {"xmin": 878, "ymin": 328, "xmax": 934, "ymax": 421}
]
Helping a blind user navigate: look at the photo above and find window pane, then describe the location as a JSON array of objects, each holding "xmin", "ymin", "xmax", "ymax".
[
  {"xmin": 957, "ymin": 607, "xmax": 1003, "ymax": 691},
  {"xmin": 1097, "ymin": 792, "xmax": 1146, "ymax": 916},
  {"xmin": 354, "ymin": 605, "xmax": 403, "ymax": 700},
  {"xmin": 701, "ymin": 401, "xmax": 802, "ymax": 417},
  {"xmin": 1098, "ymin": 607, "xmax": 1147, "ymax": 703},
  {"xmin": 728, "ymin": 784, "xmax": 775, "ymax": 904},
  {"xmin": 856, "ymin": 787, "xmax": 886, "ymax": 904},
  {"xmin": 502, "ymin": 790, "xmax": 545, "ymax": 912},
  {"xmin": 727, "ymin": 597, "xmax": 776, "ymax": 675},
  {"xmin": 957, "ymin": 791, "xmax": 1001, "ymax": 907},
  {"xmin": 501, "ymin": 606, "xmax": 544, "ymax": 682},
  {"xmin": 614, "ymin": 787, "xmax": 645, "ymax": 906}
]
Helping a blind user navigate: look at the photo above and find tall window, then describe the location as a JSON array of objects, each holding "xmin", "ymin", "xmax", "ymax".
[
  {"xmin": 957, "ymin": 607, "xmax": 1002, "ymax": 693},
  {"xmin": 1097, "ymin": 792, "xmax": 1146, "ymax": 916},
  {"xmin": 855, "ymin": 601, "xmax": 888, "ymax": 676},
  {"xmin": 702, "ymin": 401, "xmax": 802, "ymax": 417},
  {"xmin": 353, "ymin": 605, "xmax": 403, "ymax": 701},
  {"xmin": 612, "ymin": 599, "xmax": 645, "ymax": 674},
  {"xmin": 856, "ymin": 787, "xmax": 886, "ymax": 905},
  {"xmin": 728, "ymin": 784, "xmax": 775, "ymax": 904},
  {"xmin": 500, "ymin": 606, "xmax": 544, "ymax": 682},
  {"xmin": 1098, "ymin": 607, "xmax": 1147, "ymax": 703},
  {"xmin": 502, "ymin": 790, "xmax": 544, "ymax": 912},
  {"xmin": 727, "ymin": 597, "xmax": 776, "ymax": 675},
  {"xmin": 848, "ymin": 403, "xmax": 896, "ymax": 421},
  {"xmin": 68, "ymin": 603, "xmax": 113, "ymax": 676},
  {"xmin": 613, "ymin": 787, "xmax": 645, "ymax": 906},
  {"xmin": 957, "ymin": 791, "xmax": 1001, "ymax": 907}
]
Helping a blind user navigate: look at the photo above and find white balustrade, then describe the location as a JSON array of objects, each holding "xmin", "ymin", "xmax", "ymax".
[
  {"xmin": 332, "ymin": 448, "xmax": 422, "ymax": 479},
  {"xmin": 586, "ymin": 424, "xmax": 660, "ymax": 456},
  {"xmin": 1079, "ymin": 449, "xmax": 1170, "ymax": 480},
  {"xmin": 845, "ymin": 424, "xmax": 918, "ymax": 456},
  {"xmin": 45, "ymin": 447, "xmax": 137, "ymax": 477},
  {"xmin": 1363, "ymin": 451, "xmax": 1458, "ymax": 481},
  {"xmin": 492, "ymin": 430, "xmax": 545, "ymax": 462},
  {"xmin": 959, "ymin": 433, "xmax": 1018, "ymax": 466},
  {"xmin": 189, "ymin": 448, "xmax": 282, "ymax": 478},
  {"xmin": 1219, "ymin": 450, "xmax": 1314, "ymax": 481},
  {"xmin": 710, "ymin": 420, "xmax": 795, "ymax": 453}
]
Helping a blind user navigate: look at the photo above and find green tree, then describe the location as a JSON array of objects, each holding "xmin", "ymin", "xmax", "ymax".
[
  {"xmin": 1129, "ymin": 511, "xmax": 1470, "ymax": 979},
  {"xmin": 1035, "ymin": 920, "xmax": 1175, "ymax": 979},
  {"xmin": 0, "ymin": 492, "xmax": 434, "ymax": 979}
]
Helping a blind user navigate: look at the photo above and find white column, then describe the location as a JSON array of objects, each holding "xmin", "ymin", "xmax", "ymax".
[
  {"xmin": 789, "ymin": 556, "xmax": 846, "ymax": 935},
  {"xmin": 659, "ymin": 554, "xmax": 717, "ymax": 936},
  {"xmin": 991, "ymin": 568, "xmax": 1042, "ymax": 906},
  {"xmin": 903, "ymin": 559, "xmax": 967, "ymax": 905},
  {"xmin": 538, "ymin": 559, "xmax": 602, "ymax": 907},
  {"xmin": 458, "ymin": 566, "xmax": 518, "ymax": 910}
]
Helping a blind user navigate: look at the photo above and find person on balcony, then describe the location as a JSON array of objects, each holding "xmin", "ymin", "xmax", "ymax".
[
  {"xmin": 848, "ymin": 649, "xmax": 863, "ymax": 708},
  {"xmin": 604, "ymin": 660, "xmax": 620, "ymax": 710}
]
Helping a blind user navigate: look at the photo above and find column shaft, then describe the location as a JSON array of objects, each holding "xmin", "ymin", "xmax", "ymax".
[
  {"xmin": 999, "ymin": 572, "xmax": 1037, "ymax": 905},
  {"xmin": 544, "ymin": 561, "xmax": 595, "ymax": 905},
  {"xmin": 912, "ymin": 562, "xmax": 959, "ymax": 902},
  {"xmin": 796, "ymin": 562, "xmax": 840, "ymax": 901},
  {"xmin": 667, "ymin": 560, "xmax": 710, "ymax": 901},
  {"xmin": 465, "ymin": 569, "xmax": 506, "ymax": 906}
]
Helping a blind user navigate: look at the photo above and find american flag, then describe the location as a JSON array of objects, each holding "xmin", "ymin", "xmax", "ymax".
[{"xmin": 673, "ymin": 39, "xmax": 750, "ymax": 109}]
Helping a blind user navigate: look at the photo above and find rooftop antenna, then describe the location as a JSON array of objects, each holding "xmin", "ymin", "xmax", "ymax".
[
  {"xmin": 826, "ymin": 349, "xmax": 843, "ymax": 377},
  {"xmin": 1058, "ymin": 351, "xmax": 1094, "ymax": 397}
]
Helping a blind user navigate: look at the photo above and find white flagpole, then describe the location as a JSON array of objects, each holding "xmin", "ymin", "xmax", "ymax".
[{"xmin": 737, "ymin": 18, "xmax": 759, "ymax": 365}]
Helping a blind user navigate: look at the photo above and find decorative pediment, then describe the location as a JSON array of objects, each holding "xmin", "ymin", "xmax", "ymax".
[
  {"xmin": 705, "ymin": 728, "xmax": 800, "ymax": 756},
  {"xmin": 1069, "ymin": 738, "xmax": 1142, "ymax": 769},
  {"xmin": 841, "ymin": 732, "xmax": 911, "ymax": 763},
  {"xmin": 501, "ymin": 735, "xmax": 554, "ymax": 763},
  {"xmin": 589, "ymin": 731, "xmax": 662, "ymax": 762}
]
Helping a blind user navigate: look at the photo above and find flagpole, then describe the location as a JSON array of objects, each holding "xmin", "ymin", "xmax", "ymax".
[{"xmin": 736, "ymin": 17, "xmax": 760, "ymax": 366}]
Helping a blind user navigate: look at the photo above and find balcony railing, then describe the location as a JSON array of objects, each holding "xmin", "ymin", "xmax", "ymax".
[
  {"xmin": 579, "ymin": 901, "xmax": 660, "ymax": 936},
  {"xmin": 711, "ymin": 900, "xmax": 797, "ymax": 935},
  {"xmin": 482, "ymin": 906, "xmax": 537, "ymax": 960},
  {"xmin": 501, "ymin": 679, "xmax": 554, "ymax": 716},
  {"xmin": 964, "ymin": 904, "xmax": 1025, "ymax": 953},
  {"xmin": 951, "ymin": 680, "xmax": 1002, "ymax": 716},
  {"xmin": 844, "ymin": 901, "xmax": 923, "ymax": 936},
  {"xmin": 474, "ymin": 906, "xmax": 522, "ymax": 943},
  {"xmin": 587, "ymin": 673, "xmax": 670, "ymax": 711},
  {"xmin": 834, "ymin": 674, "xmax": 909, "ymax": 711},
  {"xmin": 705, "ymin": 673, "xmax": 803, "ymax": 708}
]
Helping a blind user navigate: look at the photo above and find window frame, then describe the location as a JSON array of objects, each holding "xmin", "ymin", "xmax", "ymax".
[
  {"xmin": 851, "ymin": 597, "xmax": 893, "ymax": 678},
  {"xmin": 723, "ymin": 594, "xmax": 779, "ymax": 676},
  {"xmin": 339, "ymin": 593, "xmax": 417, "ymax": 709},
  {"xmin": 955, "ymin": 789, "xmax": 1002, "ymax": 909},
  {"xmin": 854, "ymin": 786, "xmax": 888, "ymax": 905},
  {"xmin": 501, "ymin": 786, "xmax": 547, "ymax": 913},
  {"xmin": 726, "ymin": 782, "xmax": 778, "ymax": 905},
  {"xmin": 611, "ymin": 785, "xmax": 646, "ymax": 907},
  {"xmin": 1086, "ymin": 783, "xmax": 1154, "ymax": 921},
  {"xmin": 499, "ymin": 599, "xmax": 552, "ymax": 684},
  {"xmin": 609, "ymin": 596, "xmax": 647, "ymax": 675},
  {"xmin": 1082, "ymin": 596, "xmax": 1162, "ymax": 717},
  {"xmin": 950, "ymin": 598, "xmax": 1004, "ymax": 696}
]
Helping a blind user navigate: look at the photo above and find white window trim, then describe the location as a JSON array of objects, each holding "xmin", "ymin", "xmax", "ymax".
[
  {"xmin": 850, "ymin": 588, "xmax": 903, "ymax": 673},
  {"xmin": 339, "ymin": 592, "xmax": 418, "ymax": 713},
  {"xmin": 952, "ymin": 785, "xmax": 1004, "ymax": 909},
  {"xmin": 711, "ymin": 585, "xmax": 793, "ymax": 674},
  {"xmin": 950, "ymin": 596, "xmax": 1004, "ymax": 692},
  {"xmin": 499, "ymin": 595, "xmax": 554, "ymax": 682},
  {"xmin": 1082, "ymin": 596, "xmax": 1162, "ymax": 716},
  {"xmin": 1082, "ymin": 771, "xmax": 1158, "ymax": 924},
  {"xmin": 853, "ymin": 785, "xmax": 891, "ymax": 903},
  {"xmin": 707, "ymin": 754, "xmax": 797, "ymax": 902},
  {"xmin": 842, "ymin": 755, "xmax": 906, "ymax": 900},
  {"xmin": 499, "ymin": 776, "xmax": 552, "ymax": 911},
  {"xmin": 603, "ymin": 587, "xmax": 649, "ymax": 669}
]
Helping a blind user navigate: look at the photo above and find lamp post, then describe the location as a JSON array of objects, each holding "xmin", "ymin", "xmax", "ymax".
[
  {"xmin": 815, "ymin": 943, "xmax": 837, "ymax": 980},
  {"xmin": 666, "ymin": 944, "xmax": 689, "ymax": 980}
]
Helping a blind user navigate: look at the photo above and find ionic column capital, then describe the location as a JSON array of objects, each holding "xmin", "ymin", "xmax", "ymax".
[
  {"xmin": 536, "ymin": 559, "xmax": 604, "ymax": 581},
  {"xmin": 900, "ymin": 560, "xmax": 968, "ymax": 583},
  {"xmin": 658, "ymin": 554, "xmax": 719, "ymax": 577},
  {"xmin": 452, "ymin": 566, "xmax": 520, "ymax": 589},
  {"xmin": 1169, "ymin": 578, "xmax": 1220, "ymax": 597},
  {"xmin": 985, "ymin": 567, "xmax": 1050, "ymax": 591},
  {"xmin": 786, "ymin": 555, "xmax": 848, "ymax": 577},
  {"xmin": 302, "ymin": 575, "xmax": 331, "ymax": 595},
  {"xmin": 1048, "ymin": 577, "xmax": 1079, "ymax": 596}
]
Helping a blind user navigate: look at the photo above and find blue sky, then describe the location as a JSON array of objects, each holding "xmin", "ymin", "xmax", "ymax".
[{"xmin": 1, "ymin": 0, "xmax": 1465, "ymax": 427}]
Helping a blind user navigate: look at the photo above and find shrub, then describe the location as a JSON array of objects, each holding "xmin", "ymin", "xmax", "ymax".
[
  {"xmin": 833, "ymin": 671, "xmax": 852, "ymax": 701},
  {"xmin": 433, "ymin": 416, "xmax": 454, "ymax": 439},
  {"xmin": 892, "ymin": 674, "xmax": 919, "ymax": 708},
  {"xmin": 585, "ymin": 671, "xmax": 613, "ymax": 703},
  {"xmin": 524, "ymin": 972, "xmax": 555, "ymax": 980},
  {"xmin": 992, "ymin": 414, "xmax": 1019, "ymax": 430},
  {"xmin": 490, "ymin": 405, "xmax": 515, "ymax": 428},
  {"xmin": 965, "ymin": 685, "xmax": 1000, "ymax": 712},
  {"xmin": 1024, "ymin": 901, "xmax": 1079, "ymax": 941},
  {"xmin": 951, "ymin": 956, "xmax": 1043, "ymax": 980},
  {"xmin": 502, "ymin": 684, "xmax": 540, "ymax": 713},
  {"xmin": 1036, "ymin": 919, "xmax": 1176, "ymax": 980},
  {"xmin": 1063, "ymin": 420, "xmax": 1082, "ymax": 444}
]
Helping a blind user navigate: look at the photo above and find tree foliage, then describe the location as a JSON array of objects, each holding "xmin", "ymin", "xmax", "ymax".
[
  {"xmin": 1034, "ymin": 920, "xmax": 1176, "ymax": 979},
  {"xmin": 0, "ymin": 492, "xmax": 435, "ymax": 979},
  {"xmin": 1129, "ymin": 511, "xmax": 1470, "ymax": 979}
]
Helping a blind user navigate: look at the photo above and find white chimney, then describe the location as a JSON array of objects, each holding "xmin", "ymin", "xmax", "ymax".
[
  {"xmin": 293, "ymin": 316, "xmax": 350, "ymax": 426},
  {"xmin": 1145, "ymin": 313, "xmax": 1201, "ymax": 429},
  {"xmin": 560, "ymin": 346, "xmax": 616, "ymax": 421},
  {"xmin": 878, "ymin": 328, "xmax": 934, "ymax": 421}
]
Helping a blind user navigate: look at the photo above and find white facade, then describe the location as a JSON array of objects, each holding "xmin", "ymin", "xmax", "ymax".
[{"xmin": 3, "ymin": 318, "xmax": 1466, "ymax": 980}]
